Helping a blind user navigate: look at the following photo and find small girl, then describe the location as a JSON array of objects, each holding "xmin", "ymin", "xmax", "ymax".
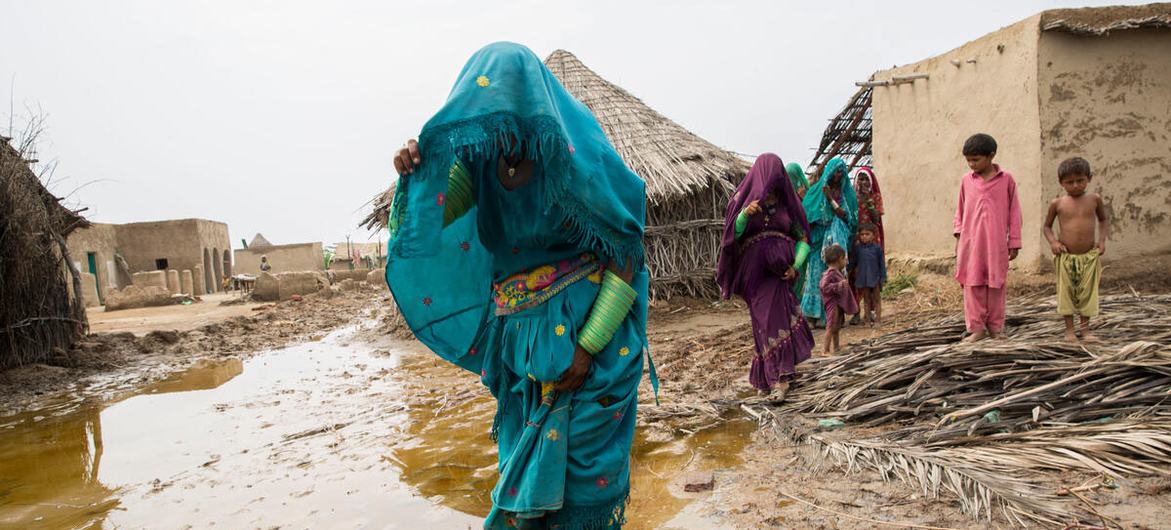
[
  {"xmin": 850, "ymin": 223, "xmax": 887, "ymax": 326},
  {"xmin": 819, "ymin": 244, "xmax": 857, "ymax": 354}
]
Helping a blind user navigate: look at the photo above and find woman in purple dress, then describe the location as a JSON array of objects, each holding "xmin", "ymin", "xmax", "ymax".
[{"xmin": 716, "ymin": 154, "xmax": 815, "ymax": 395}]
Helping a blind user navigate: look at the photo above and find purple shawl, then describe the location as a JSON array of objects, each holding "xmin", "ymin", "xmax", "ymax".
[{"xmin": 716, "ymin": 153, "xmax": 811, "ymax": 299}]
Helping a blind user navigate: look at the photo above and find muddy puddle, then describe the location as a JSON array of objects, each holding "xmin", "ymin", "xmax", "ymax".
[{"xmin": 1, "ymin": 326, "xmax": 752, "ymax": 529}]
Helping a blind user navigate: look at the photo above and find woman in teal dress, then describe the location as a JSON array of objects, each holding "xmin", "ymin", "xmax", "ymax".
[
  {"xmin": 800, "ymin": 158, "xmax": 858, "ymax": 325},
  {"xmin": 386, "ymin": 42, "xmax": 653, "ymax": 530}
]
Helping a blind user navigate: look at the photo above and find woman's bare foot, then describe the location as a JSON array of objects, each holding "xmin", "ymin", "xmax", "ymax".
[
  {"xmin": 988, "ymin": 329, "xmax": 1002, "ymax": 340},
  {"xmin": 963, "ymin": 330, "xmax": 987, "ymax": 343},
  {"xmin": 1081, "ymin": 330, "xmax": 1101, "ymax": 343},
  {"xmin": 1063, "ymin": 329, "xmax": 1080, "ymax": 343}
]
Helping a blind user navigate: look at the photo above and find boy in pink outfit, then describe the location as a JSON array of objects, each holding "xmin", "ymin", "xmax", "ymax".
[{"xmin": 953, "ymin": 133, "xmax": 1023, "ymax": 342}]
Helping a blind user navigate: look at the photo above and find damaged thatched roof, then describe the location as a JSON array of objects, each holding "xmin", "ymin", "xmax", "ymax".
[
  {"xmin": 809, "ymin": 86, "xmax": 872, "ymax": 176},
  {"xmin": 361, "ymin": 49, "xmax": 747, "ymax": 231},
  {"xmin": 1041, "ymin": 2, "xmax": 1171, "ymax": 35},
  {"xmin": 544, "ymin": 49, "xmax": 745, "ymax": 205},
  {"xmin": 0, "ymin": 138, "xmax": 89, "ymax": 235}
]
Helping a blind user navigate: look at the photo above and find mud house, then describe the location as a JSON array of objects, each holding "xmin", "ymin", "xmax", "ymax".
[
  {"xmin": 234, "ymin": 233, "xmax": 324, "ymax": 275},
  {"xmin": 66, "ymin": 219, "xmax": 232, "ymax": 301},
  {"xmin": 868, "ymin": 3, "xmax": 1171, "ymax": 267}
]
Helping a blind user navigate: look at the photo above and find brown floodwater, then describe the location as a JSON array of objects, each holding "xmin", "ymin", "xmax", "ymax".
[
  {"xmin": 394, "ymin": 397, "xmax": 755, "ymax": 529},
  {"xmin": 0, "ymin": 326, "xmax": 752, "ymax": 529}
]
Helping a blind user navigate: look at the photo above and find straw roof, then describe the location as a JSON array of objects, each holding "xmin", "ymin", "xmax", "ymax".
[
  {"xmin": 544, "ymin": 49, "xmax": 745, "ymax": 205},
  {"xmin": 361, "ymin": 49, "xmax": 747, "ymax": 230},
  {"xmin": 0, "ymin": 140, "xmax": 89, "ymax": 235},
  {"xmin": 1041, "ymin": 3, "xmax": 1171, "ymax": 35},
  {"xmin": 248, "ymin": 233, "xmax": 273, "ymax": 248}
]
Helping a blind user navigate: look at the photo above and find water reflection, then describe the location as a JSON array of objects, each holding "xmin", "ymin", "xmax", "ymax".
[
  {"xmin": 391, "ymin": 391, "xmax": 756, "ymax": 530},
  {"xmin": 0, "ymin": 358, "xmax": 242, "ymax": 529}
]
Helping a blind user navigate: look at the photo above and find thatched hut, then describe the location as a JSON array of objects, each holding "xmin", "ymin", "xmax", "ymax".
[
  {"xmin": 364, "ymin": 49, "xmax": 748, "ymax": 298},
  {"xmin": 1, "ymin": 136, "xmax": 90, "ymax": 369}
]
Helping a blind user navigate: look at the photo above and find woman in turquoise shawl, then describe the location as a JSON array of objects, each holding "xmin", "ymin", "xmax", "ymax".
[
  {"xmin": 800, "ymin": 158, "xmax": 858, "ymax": 324},
  {"xmin": 786, "ymin": 162, "xmax": 809, "ymax": 201},
  {"xmin": 386, "ymin": 42, "xmax": 651, "ymax": 529}
]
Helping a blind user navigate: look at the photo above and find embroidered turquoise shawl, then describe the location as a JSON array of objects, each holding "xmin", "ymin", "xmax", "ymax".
[
  {"xmin": 386, "ymin": 42, "xmax": 646, "ymax": 366},
  {"xmin": 385, "ymin": 42, "xmax": 649, "ymax": 530}
]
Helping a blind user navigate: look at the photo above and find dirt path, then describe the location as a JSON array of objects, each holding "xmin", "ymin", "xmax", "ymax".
[
  {"xmin": 85, "ymin": 292, "xmax": 264, "ymax": 336},
  {"xmin": 6, "ymin": 259, "xmax": 1168, "ymax": 528}
]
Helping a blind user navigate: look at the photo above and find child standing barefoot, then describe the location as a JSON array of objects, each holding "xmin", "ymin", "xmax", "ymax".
[
  {"xmin": 1043, "ymin": 157, "xmax": 1110, "ymax": 343},
  {"xmin": 850, "ymin": 223, "xmax": 887, "ymax": 326},
  {"xmin": 954, "ymin": 134, "xmax": 1022, "ymax": 342},
  {"xmin": 819, "ymin": 244, "xmax": 857, "ymax": 354}
]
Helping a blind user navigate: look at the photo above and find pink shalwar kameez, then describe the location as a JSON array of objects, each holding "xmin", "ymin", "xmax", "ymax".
[{"xmin": 953, "ymin": 166, "xmax": 1022, "ymax": 333}]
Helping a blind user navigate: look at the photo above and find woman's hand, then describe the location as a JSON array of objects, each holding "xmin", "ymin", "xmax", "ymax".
[
  {"xmin": 744, "ymin": 200, "xmax": 762, "ymax": 216},
  {"xmin": 833, "ymin": 206, "xmax": 847, "ymax": 220},
  {"xmin": 393, "ymin": 139, "xmax": 422, "ymax": 175},
  {"xmin": 782, "ymin": 267, "xmax": 797, "ymax": 281},
  {"xmin": 554, "ymin": 345, "xmax": 592, "ymax": 392},
  {"xmin": 1009, "ymin": 248, "xmax": 1020, "ymax": 261}
]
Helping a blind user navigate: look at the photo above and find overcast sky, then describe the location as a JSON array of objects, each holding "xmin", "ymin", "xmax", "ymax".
[{"xmin": 2, "ymin": 0, "xmax": 1120, "ymax": 249}]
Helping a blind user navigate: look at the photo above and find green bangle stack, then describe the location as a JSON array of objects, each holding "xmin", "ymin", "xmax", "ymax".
[
  {"xmin": 577, "ymin": 270, "xmax": 637, "ymax": 355},
  {"xmin": 443, "ymin": 160, "xmax": 476, "ymax": 226},
  {"xmin": 793, "ymin": 240, "xmax": 811, "ymax": 271},
  {"xmin": 734, "ymin": 209, "xmax": 749, "ymax": 239}
]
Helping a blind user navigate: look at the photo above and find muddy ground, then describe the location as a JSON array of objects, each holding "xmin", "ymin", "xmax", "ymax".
[{"xmin": 2, "ymin": 254, "xmax": 1169, "ymax": 529}]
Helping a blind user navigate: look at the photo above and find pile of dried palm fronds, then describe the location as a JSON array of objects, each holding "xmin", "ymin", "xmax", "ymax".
[{"xmin": 748, "ymin": 294, "xmax": 1171, "ymax": 527}]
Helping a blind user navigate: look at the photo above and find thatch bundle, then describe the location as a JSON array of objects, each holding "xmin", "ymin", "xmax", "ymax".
[
  {"xmin": 363, "ymin": 50, "xmax": 748, "ymax": 299},
  {"xmin": 0, "ymin": 134, "xmax": 90, "ymax": 369},
  {"xmin": 748, "ymin": 294, "xmax": 1171, "ymax": 526}
]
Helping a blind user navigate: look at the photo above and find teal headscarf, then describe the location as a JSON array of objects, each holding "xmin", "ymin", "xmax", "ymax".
[
  {"xmin": 802, "ymin": 157, "xmax": 858, "ymax": 229},
  {"xmin": 785, "ymin": 162, "xmax": 808, "ymax": 197},
  {"xmin": 386, "ymin": 42, "xmax": 647, "ymax": 367}
]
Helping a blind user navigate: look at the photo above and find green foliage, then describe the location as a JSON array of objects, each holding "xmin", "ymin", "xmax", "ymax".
[{"xmin": 882, "ymin": 272, "xmax": 918, "ymax": 298}]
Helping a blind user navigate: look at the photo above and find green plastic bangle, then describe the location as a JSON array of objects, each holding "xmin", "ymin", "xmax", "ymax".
[
  {"xmin": 793, "ymin": 240, "xmax": 811, "ymax": 271},
  {"xmin": 577, "ymin": 270, "xmax": 637, "ymax": 355},
  {"xmin": 734, "ymin": 209, "xmax": 749, "ymax": 239}
]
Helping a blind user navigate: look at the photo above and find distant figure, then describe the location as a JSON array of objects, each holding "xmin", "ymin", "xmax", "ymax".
[
  {"xmin": 850, "ymin": 222, "xmax": 887, "ymax": 326},
  {"xmin": 259, "ymin": 255, "xmax": 271, "ymax": 272},
  {"xmin": 954, "ymin": 133, "xmax": 1022, "ymax": 343},
  {"xmin": 850, "ymin": 167, "xmax": 884, "ymax": 325},
  {"xmin": 1043, "ymin": 156, "xmax": 1110, "ymax": 343},
  {"xmin": 818, "ymin": 244, "xmax": 856, "ymax": 354},
  {"xmin": 854, "ymin": 167, "xmax": 884, "ymax": 247},
  {"xmin": 717, "ymin": 154, "xmax": 814, "ymax": 396},
  {"xmin": 785, "ymin": 162, "xmax": 809, "ymax": 200}
]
